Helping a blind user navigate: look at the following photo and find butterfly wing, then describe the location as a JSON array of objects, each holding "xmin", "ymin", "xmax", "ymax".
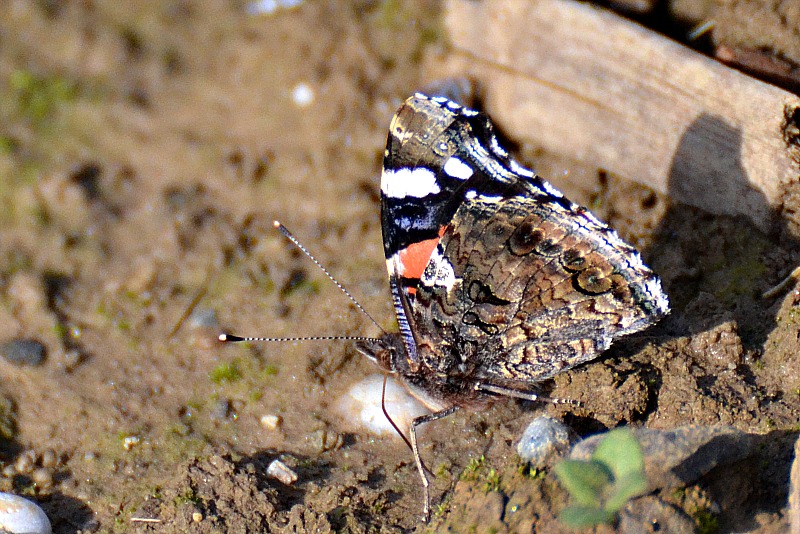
[{"xmin": 381, "ymin": 94, "xmax": 669, "ymax": 396}]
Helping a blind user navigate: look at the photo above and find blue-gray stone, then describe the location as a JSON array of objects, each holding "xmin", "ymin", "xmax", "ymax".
[
  {"xmin": 516, "ymin": 416, "xmax": 574, "ymax": 467},
  {"xmin": 0, "ymin": 339, "xmax": 46, "ymax": 367}
]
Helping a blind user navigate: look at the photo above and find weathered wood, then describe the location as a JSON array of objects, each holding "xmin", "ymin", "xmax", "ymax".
[{"xmin": 435, "ymin": 0, "xmax": 800, "ymax": 232}]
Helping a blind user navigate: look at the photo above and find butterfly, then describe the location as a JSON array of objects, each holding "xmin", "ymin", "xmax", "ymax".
[{"xmin": 355, "ymin": 93, "xmax": 669, "ymax": 518}]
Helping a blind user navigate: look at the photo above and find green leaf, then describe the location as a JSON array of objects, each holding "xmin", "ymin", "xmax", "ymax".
[
  {"xmin": 604, "ymin": 472, "xmax": 648, "ymax": 513},
  {"xmin": 559, "ymin": 505, "xmax": 615, "ymax": 528},
  {"xmin": 592, "ymin": 428, "xmax": 644, "ymax": 481},
  {"xmin": 554, "ymin": 459, "xmax": 612, "ymax": 507}
]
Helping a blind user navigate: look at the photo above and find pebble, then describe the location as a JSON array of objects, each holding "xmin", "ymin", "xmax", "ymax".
[
  {"xmin": 14, "ymin": 452, "xmax": 36, "ymax": 475},
  {"xmin": 40, "ymin": 450, "xmax": 57, "ymax": 469},
  {"xmin": 307, "ymin": 429, "xmax": 343, "ymax": 453},
  {"xmin": 31, "ymin": 469, "xmax": 53, "ymax": 490},
  {"xmin": 122, "ymin": 436, "xmax": 140, "ymax": 451},
  {"xmin": 246, "ymin": 0, "xmax": 305, "ymax": 16},
  {"xmin": 266, "ymin": 459, "xmax": 298, "ymax": 485},
  {"xmin": 337, "ymin": 374, "xmax": 430, "ymax": 438},
  {"xmin": 0, "ymin": 492, "xmax": 51, "ymax": 534},
  {"xmin": 260, "ymin": 414, "xmax": 282, "ymax": 430},
  {"xmin": 618, "ymin": 495, "xmax": 695, "ymax": 533},
  {"xmin": 211, "ymin": 399, "xmax": 233, "ymax": 421},
  {"xmin": 291, "ymin": 82, "xmax": 314, "ymax": 108},
  {"xmin": 516, "ymin": 416, "xmax": 574, "ymax": 467},
  {"xmin": 0, "ymin": 340, "xmax": 46, "ymax": 367},
  {"xmin": 188, "ymin": 307, "xmax": 218, "ymax": 330}
]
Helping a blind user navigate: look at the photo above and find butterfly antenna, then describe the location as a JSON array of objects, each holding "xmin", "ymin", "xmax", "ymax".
[
  {"xmin": 273, "ymin": 220, "xmax": 386, "ymax": 334},
  {"xmin": 219, "ymin": 333, "xmax": 375, "ymax": 343}
]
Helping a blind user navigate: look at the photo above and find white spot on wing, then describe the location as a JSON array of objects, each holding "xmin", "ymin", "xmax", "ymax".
[
  {"xmin": 443, "ymin": 157, "xmax": 473, "ymax": 180},
  {"xmin": 625, "ymin": 250, "xmax": 647, "ymax": 271},
  {"xmin": 538, "ymin": 178, "xmax": 564, "ymax": 198},
  {"xmin": 509, "ymin": 160, "xmax": 535, "ymax": 178},
  {"xmin": 646, "ymin": 278, "xmax": 670, "ymax": 314},
  {"xmin": 387, "ymin": 256, "xmax": 403, "ymax": 277},
  {"xmin": 489, "ymin": 135, "xmax": 509, "ymax": 158},
  {"xmin": 381, "ymin": 167, "xmax": 440, "ymax": 198},
  {"xmin": 422, "ymin": 247, "xmax": 456, "ymax": 290}
]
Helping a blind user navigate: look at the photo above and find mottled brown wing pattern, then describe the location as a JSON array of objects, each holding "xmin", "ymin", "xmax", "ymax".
[
  {"xmin": 374, "ymin": 92, "xmax": 668, "ymax": 404},
  {"xmin": 411, "ymin": 168, "xmax": 667, "ymax": 393}
]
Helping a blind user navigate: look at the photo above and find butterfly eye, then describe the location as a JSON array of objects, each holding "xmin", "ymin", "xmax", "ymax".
[{"xmin": 576, "ymin": 266, "xmax": 613, "ymax": 294}]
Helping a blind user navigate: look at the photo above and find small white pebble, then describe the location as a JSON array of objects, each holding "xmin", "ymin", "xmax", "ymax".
[
  {"xmin": 260, "ymin": 414, "xmax": 282, "ymax": 430},
  {"xmin": 0, "ymin": 492, "xmax": 52, "ymax": 534},
  {"xmin": 122, "ymin": 436, "xmax": 140, "ymax": 450},
  {"xmin": 192, "ymin": 511, "xmax": 203, "ymax": 523},
  {"xmin": 291, "ymin": 82, "xmax": 314, "ymax": 108},
  {"xmin": 266, "ymin": 459, "xmax": 298, "ymax": 485},
  {"xmin": 40, "ymin": 451, "xmax": 57, "ymax": 469},
  {"xmin": 31, "ymin": 468, "xmax": 53, "ymax": 489},
  {"xmin": 14, "ymin": 452, "xmax": 35, "ymax": 475},
  {"xmin": 246, "ymin": 0, "xmax": 305, "ymax": 16}
]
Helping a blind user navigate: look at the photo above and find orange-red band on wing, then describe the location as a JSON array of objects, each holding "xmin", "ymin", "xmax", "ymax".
[{"xmin": 396, "ymin": 226, "xmax": 447, "ymax": 294}]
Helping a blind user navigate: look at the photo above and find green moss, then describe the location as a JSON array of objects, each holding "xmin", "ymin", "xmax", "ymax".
[
  {"xmin": 8, "ymin": 69, "xmax": 78, "ymax": 125},
  {"xmin": 517, "ymin": 462, "xmax": 545, "ymax": 479},
  {"xmin": 175, "ymin": 488, "xmax": 202, "ymax": 506},
  {"xmin": 460, "ymin": 455, "xmax": 485, "ymax": 482},
  {"xmin": 694, "ymin": 508, "xmax": 719, "ymax": 534},
  {"xmin": 707, "ymin": 228, "xmax": 769, "ymax": 306},
  {"xmin": 482, "ymin": 468, "xmax": 501, "ymax": 493},
  {"xmin": 210, "ymin": 361, "xmax": 242, "ymax": 384},
  {"xmin": 435, "ymin": 462, "xmax": 451, "ymax": 479}
]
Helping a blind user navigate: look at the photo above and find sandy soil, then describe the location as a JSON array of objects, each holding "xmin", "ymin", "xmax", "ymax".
[{"xmin": 1, "ymin": 1, "xmax": 800, "ymax": 532}]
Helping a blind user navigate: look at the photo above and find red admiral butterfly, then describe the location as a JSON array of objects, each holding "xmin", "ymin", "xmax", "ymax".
[{"xmin": 355, "ymin": 94, "xmax": 670, "ymax": 517}]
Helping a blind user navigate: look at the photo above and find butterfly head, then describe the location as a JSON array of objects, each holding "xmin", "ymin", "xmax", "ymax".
[{"xmin": 355, "ymin": 333, "xmax": 420, "ymax": 374}]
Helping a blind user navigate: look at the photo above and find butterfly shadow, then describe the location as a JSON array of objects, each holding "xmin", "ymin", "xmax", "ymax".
[
  {"xmin": 641, "ymin": 112, "xmax": 800, "ymax": 526},
  {"xmin": 654, "ymin": 111, "xmax": 793, "ymax": 349}
]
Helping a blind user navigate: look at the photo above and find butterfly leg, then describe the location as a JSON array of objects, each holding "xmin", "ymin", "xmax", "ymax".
[
  {"xmin": 476, "ymin": 382, "xmax": 578, "ymax": 405},
  {"xmin": 410, "ymin": 405, "xmax": 459, "ymax": 520}
]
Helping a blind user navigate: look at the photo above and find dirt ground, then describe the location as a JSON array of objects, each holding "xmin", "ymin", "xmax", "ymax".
[{"xmin": 1, "ymin": 1, "xmax": 800, "ymax": 532}]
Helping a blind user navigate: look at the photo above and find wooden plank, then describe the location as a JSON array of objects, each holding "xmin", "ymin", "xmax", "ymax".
[{"xmin": 435, "ymin": 0, "xmax": 800, "ymax": 232}]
